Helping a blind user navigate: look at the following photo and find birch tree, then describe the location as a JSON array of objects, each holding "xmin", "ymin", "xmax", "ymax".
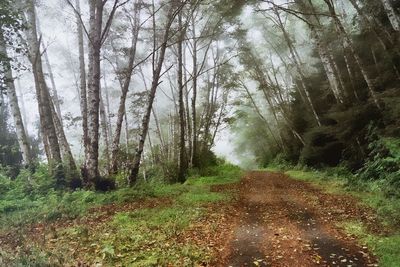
[
  {"xmin": 77, "ymin": 0, "xmax": 128, "ymax": 186},
  {"xmin": 23, "ymin": 0, "xmax": 64, "ymax": 183},
  {"xmin": 294, "ymin": 0, "xmax": 344, "ymax": 103},
  {"xmin": 129, "ymin": 1, "xmax": 187, "ymax": 184},
  {"xmin": 0, "ymin": 31, "xmax": 32, "ymax": 166},
  {"xmin": 110, "ymin": 0, "xmax": 141, "ymax": 174}
]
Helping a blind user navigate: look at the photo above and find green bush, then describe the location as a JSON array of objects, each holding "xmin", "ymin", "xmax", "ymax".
[
  {"xmin": 357, "ymin": 137, "xmax": 400, "ymax": 197},
  {"xmin": 300, "ymin": 126, "xmax": 344, "ymax": 167}
]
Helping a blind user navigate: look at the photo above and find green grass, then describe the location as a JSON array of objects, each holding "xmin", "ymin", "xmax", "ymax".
[
  {"xmin": 96, "ymin": 206, "xmax": 205, "ymax": 266},
  {"xmin": 0, "ymin": 163, "xmax": 242, "ymax": 266},
  {"xmin": 178, "ymin": 189, "xmax": 229, "ymax": 205},
  {"xmin": 0, "ymin": 164, "xmax": 241, "ymax": 231},
  {"xmin": 0, "ymin": 185, "xmax": 155, "ymax": 232},
  {"xmin": 283, "ymin": 169, "xmax": 400, "ymax": 227},
  {"xmin": 340, "ymin": 221, "xmax": 400, "ymax": 267},
  {"xmin": 185, "ymin": 165, "xmax": 241, "ymax": 186},
  {"xmin": 72, "ymin": 163, "xmax": 239, "ymax": 265},
  {"xmin": 284, "ymin": 169, "xmax": 347, "ymax": 195}
]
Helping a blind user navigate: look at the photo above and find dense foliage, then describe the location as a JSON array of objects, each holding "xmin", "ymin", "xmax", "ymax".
[{"xmin": 230, "ymin": 0, "xmax": 400, "ymax": 197}]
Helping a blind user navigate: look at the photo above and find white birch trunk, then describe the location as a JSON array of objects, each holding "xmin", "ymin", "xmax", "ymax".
[
  {"xmin": 24, "ymin": 0, "xmax": 63, "ymax": 179},
  {"xmin": 381, "ymin": 0, "xmax": 400, "ymax": 31},
  {"xmin": 0, "ymin": 32, "xmax": 32, "ymax": 166},
  {"xmin": 129, "ymin": 2, "xmax": 182, "ymax": 183},
  {"xmin": 110, "ymin": 0, "xmax": 141, "ymax": 174}
]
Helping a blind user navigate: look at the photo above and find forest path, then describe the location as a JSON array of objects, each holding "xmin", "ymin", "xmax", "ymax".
[{"xmin": 221, "ymin": 171, "xmax": 378, "ymax": 267}]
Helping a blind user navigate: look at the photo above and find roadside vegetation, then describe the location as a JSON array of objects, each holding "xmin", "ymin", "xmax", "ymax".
[
  {"xmin": 266, "ymin": 154, "xmax": 400, "ymax": 267},
  {"xmin": 0, "ymin": 163, "xmax": 241, "ymax": 265}
]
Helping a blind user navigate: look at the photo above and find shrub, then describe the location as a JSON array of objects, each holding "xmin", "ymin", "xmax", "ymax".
[
  {"xmin": 300, "ymin": 126, "xmax": 344, "ymax": 167},
  {"xmin": 357, "ymin": 137, "xmax": 400, "ymax": 197}
]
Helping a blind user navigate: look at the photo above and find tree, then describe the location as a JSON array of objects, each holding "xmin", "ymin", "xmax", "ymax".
[
  {"xmin": 263, "ymin": 6, "xmax": 322, "ymax": 126},
  {"xmin": 323, "ymin": 0, "xmax": 381, "ymax": 109},
  {"xmin": 0, "ymin": 2, "xmax": 32, "ymax": 166},
  {"xmin": 129, "ymin": 0, "xmax": 188, "ymax": 184},
  {"xmin": 23, "ymin": 0, "xmax": 65, "ymax": 185},
  {"xmin": 78, "ymin": 0, "xmax": 128, "ymax": 187},
  {"xmin": 110, "ymin": 0, "xmax": 142, "ymax": 174},
  {"xmin": 177, "ymin": 3, "xmax": 188, "ymax": 182}
]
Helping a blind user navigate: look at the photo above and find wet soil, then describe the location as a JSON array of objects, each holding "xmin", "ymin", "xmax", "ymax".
[{"xmin": 221, "ymin": 171, "xmax": 378, "ymax": 267}]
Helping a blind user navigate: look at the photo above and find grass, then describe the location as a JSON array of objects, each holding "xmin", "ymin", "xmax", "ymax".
[
  {"xmin": 97, "ymin": 206, "xmax": 206, "ymax": 266},
  {"xmin": 0, "ymin": 164, "xmax": 241, "ymax": 231},
  {"xmin": 282, "ymin": 168, "xmax": 400, "ymax": 227},
  {"xmin": 0, "ymin": 163, "xmax": 242, "ymax": 266},
  {"xmin": 278, "ymin": 167, "xmax": 400, "ymax": 267},
  {"xmin": 340, "ymin": 221, "xmax": 400, "ymax": 267},
  {"xmin": 0, "ymin": 186, "xmax": 154, "ymax": 232}
]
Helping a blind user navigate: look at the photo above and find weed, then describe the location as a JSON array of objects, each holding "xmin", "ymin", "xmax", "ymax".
[
  {"xmin": 340, "ymin": 221, "xmax": 400, "ymax": 267},
  {"xmin": 0, "ymin": 163, "xmax": 242, "ymax": 265}
]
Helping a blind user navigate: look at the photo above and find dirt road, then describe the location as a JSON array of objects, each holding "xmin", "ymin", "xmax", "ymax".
[{"xmin": 221, "ymin": 171, "xmax": 378, "ymax": 267}]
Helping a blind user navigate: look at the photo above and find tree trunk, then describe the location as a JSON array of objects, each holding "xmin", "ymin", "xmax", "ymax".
[
  {"xmin": 183, "ymin": 48, "xmax": 192, "ymax": 168},
  {"xmin": 324, "ymin": 0, "xmax": 381, "ymax": 109},
  {"xmin": 34, "ymin": 12, "xmax": 77, "ymax": 173},
  {"xmin": 190, "ymin": 18, "xmax": 199, "ymax": 168},
  {"xmin": 129, "ymin": 2, "xmax": 183, "ymax": 184},
  {"xmin": 24, "ymin": 0, "xmax": 64, "ymax": 184},
  {"xmin": 35, "ymin": 15, "xmax": 64, "ymax": 127},
  {"xmin": 100, "ymin": 87, "xmax": 111, "ymax": 173},
  {"xmin": 124, "ymin": 112, "xmax": 130, "ymax": 154},
  {"xmin": 102, "ymin": 74, "xmax": 113, "ymax": 140},
  {"xmin": 273, "ymin": 8, "xmax": 322, "ymax": 126},
  {"xmin": 43, "ymin": 44, "xmax": 63, "ymax": 126},
  {"xmin": 348, "ymin": 0, "xmax": 400, "ymax": 78},
  {"xmin": 177, "ymin": 8, "xmax": 187, "ymax": 182},
  {"xmin": 306, "ymin": 25, "xmax": 344, "ymax": 103},
  {"xmin": 0, "ymin": 31, "xmax": 32, "ymax": 166},
  {"xmin": 381, "ymin": 0, "xmax": 400, "ymax": 31},
  {"xmin": 73, "ymin": 0, "xmax": 89, "ymax": 170},
  {"xmin": 110, "ymin": 0, "xmax": 141, "ymax": 174},
  {"xmin": 296, "ymin": 0, "xmax": 344, "ymax": 103},
  {"xmin": 85, "ymin": 0, "xmax": 103, "ymax": 185},
  {"xmin": 50, "ymin": 98, "xmax": 77, "ymax": 173}
]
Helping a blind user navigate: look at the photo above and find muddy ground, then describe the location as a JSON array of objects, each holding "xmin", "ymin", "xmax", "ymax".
[{"xmin": 219, "ymin": 171, "xmax": 378, "ymax": 267}]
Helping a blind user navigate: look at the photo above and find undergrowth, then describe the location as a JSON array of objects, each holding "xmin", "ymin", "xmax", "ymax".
[
  {"xmin": 339, "ymin": 221, "xmax": 400, "ymax": 267},
  {"xmin": 270, "ymin": 162, "xmax": 400, "ymax": 267},
  {"xmin": 0, "ymin": 163, "xmax": 242, "ymax": 266}
]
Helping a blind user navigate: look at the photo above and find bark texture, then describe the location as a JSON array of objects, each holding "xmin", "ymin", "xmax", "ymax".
[
  {"xmin": 24, "ymin": 0, "xmax": 63, "ymax": 182},
  {"xmin": 110, "ymin": 0, "xmax": 141, "ymax": 174},
  {"xmin": 381, "ymin": 0, "xmax": 400, "ymax": 31},
  {"xmin": 0, "ymin": 31, "xmax": 32, "ymax": 166},
  {"xmin": 129, "ymin": 2, "xmax": 184, "ymax": 184}
]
